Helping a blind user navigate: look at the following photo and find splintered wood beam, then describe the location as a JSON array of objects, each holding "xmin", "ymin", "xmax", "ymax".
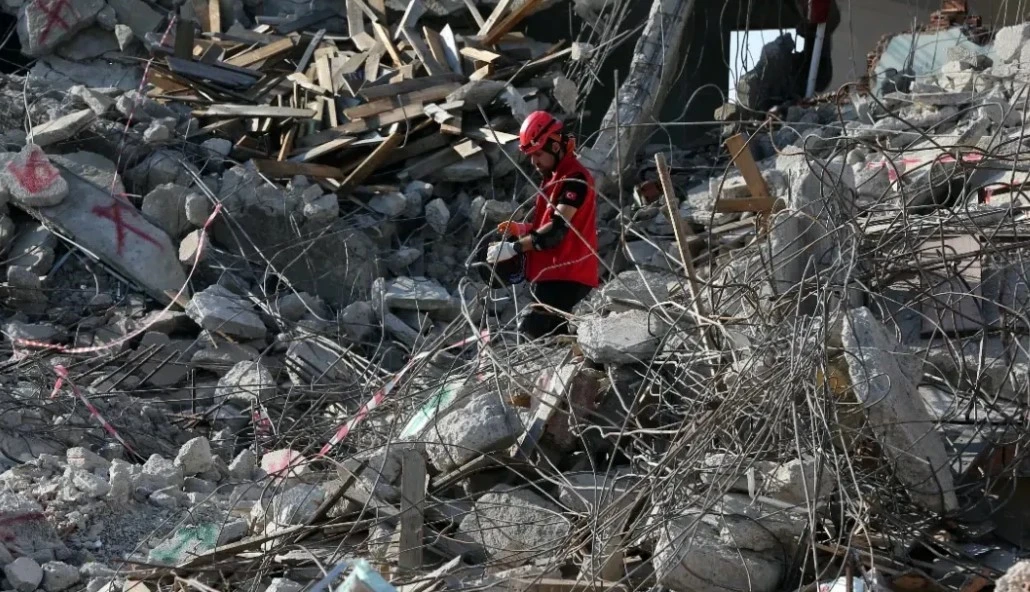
[
  {"xmin": 193, "ymin": 104, "xmax": 315, "ymax": 118},
  {"xmin": 208, "ymin": 0, "xmax": 221, "ymax": 33},
  {"xmin": 477, "ymin": 0, "xmax": 513, "ymax": 36},
  {"xmin": 344, "ymin": 82, "xmax": 458, "ymax": 120},
  {"xmin": 254, "ymin": 159, "xmax": 346, "ymax": 179},
  {"xmin": 372, "ymin": 21, "xmax": 404, "ymax": 67},
  {"xmin": 397, "ymin": 448, "xmax": 426, "ymax": 573},
  {"xmin": 401, "ymin": 27, "xmax": 445, "ymax": 75},
  {"xmin": 224, "ymin": 36, "xmax": 297, "ymax": 67},
  {"xmin": 298, "ymin": 102, "xmax": 424, "ymax": 148},
  {"xmin": 482, "ymin": 0, "xmax": 544, "ymax": 45},
  {"xmin": 655, "ymin": 153, "xmax": 706, "ymax": 323},
  {"xmin": 337, "ymin": 132, "xmax": 404, "ymax": 194},
  {"xmin": 723, "ymin": 134, "xmax": 770, "ymax": 197},
  {"xmin": 358, "ymin": 72, "xmax": 463, "ymax": 100},
  {"xmin": 290, "ymin": 136, "xmax": 356, "ymax": 161},
  {"xmin": 712, "ymin": 196, "xmax": 783, "ymax": 213},
  {"xmin": 462, "ymin": 0, "xmax": 485, "ymax": 27}
]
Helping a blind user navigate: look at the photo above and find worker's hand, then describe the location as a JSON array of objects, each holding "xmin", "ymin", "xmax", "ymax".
[
  {"xmin": 486, "ymin": 241, "xmax": 518, "ymax": 264},
  {"xmin": 497, "ymin": 221, "xmax": 532, "ymax": 237}
]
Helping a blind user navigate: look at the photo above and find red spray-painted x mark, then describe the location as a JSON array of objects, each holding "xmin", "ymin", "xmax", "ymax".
[
  {"xmin": 33, "ymin": 0, "xmax": 78, "ymax": 45},
  {"xmin": 91, "ymin": 198, "xmax": 163, "ymax": 256},
  {"xmin": 6, "ymin": 148, "xmax": 59, "ymax": 194}
]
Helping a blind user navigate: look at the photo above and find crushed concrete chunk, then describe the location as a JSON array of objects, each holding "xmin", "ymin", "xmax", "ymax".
[
  {"xmin": 841, "ymin": 307, "xmax": 957, "ymax": 513},
  {"xmin": 174, "ymin": 437, "xmax": 214, "ymax": 476},
  {"xmin": 41, "ymin": 561, "xmax": 79, "ymax": 592},
  {"xmin": 186, "ymin": 286, "xmax": 266, "ymax": 340},
  {"xmin": 5, "ymin": 557, "xmax": 43, "ymax": 592},
  {"xmin": 460, "ymin": 485, "xmax": 571, "ymax": 566},
  {"xmin": 577, "ymin": 310, "xmax": 666, "ymax": 364}
]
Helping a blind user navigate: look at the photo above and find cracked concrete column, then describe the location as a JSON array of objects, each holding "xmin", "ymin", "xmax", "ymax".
[{"xmin": 580, "ymin": 0, "xmax": 696, "ymax": 199}]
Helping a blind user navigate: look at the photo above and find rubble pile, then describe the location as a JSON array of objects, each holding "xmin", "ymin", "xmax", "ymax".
[{"xmin": 2, "ymin": 0, "xmax": 1030, "ymax": 592}]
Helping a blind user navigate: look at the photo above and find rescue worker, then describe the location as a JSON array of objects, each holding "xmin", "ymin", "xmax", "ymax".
[{"xmin": 485, "ymin": 111, "xmax": 599, "ymax": 339}]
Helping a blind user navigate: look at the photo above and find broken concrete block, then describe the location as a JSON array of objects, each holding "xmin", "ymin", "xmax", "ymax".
[
  {"xmin": 66, "ymin": 447, "xmax": 109, "ymax": 472},
  {"xmin": 67, "ymin": 467, "xmax": 111, "ymax": 497},
  {"xmin": 69, "ymin": 85, "xmax": 113, "ymax": 115},
  {"xmin": 276, "ymin": 292, "xmax": 327, "ymax": 322},
  {"xmin": 993, "ymin": 23, "xmax": 1030, "ymax": 63},
  {"xmin": 368, "ymin": 192, "xmax": 406, "ymax": 217},
  {"xmin": 381, "ymin": 276, "xmax": 452, "ymax": 311},
  {"xmin": 652, "ymin": 508, "xmax": 782, "ymax": 592},
  {"xmin": 184, "ymin": 191, "xmax": 212, "ymax": 227},
  {"xmin": 264, "ymin": 579, "xmax": 302, "ymax": 592},
  {"xmin": 998, "ymin": 561, "xmax": 1030, "ymax": 592},
  {"xmin": 137, "ymin": 454, "xmax": 184, "ymax": 492},
  {"xmin": 600, "ymin": 269, "xmax": 677, "ymax": 312},
  {"xmin": 17, "ymin": 0, "xmax": 105, "ymax": 56},
  {"xmin": 174, "ymin": 437, "xmax": 214, "ymax": 476},
  {"xmin": 5, "ymin": 557, "xmax": 43, "ymax": 592},
  {"xmin": 841, "ymin": 307, "xmax": 958, "ymax": 513},
  {"xmin": 424, "ymin": 198, "xmax": 450, "ymax": 234},
  {"xmin": 186, "ymin": 285, "xmax": 266, "ymax": 340},
  {"xmin": 425, "ymin": 390, "xmax": 522, "ymax": 472},
  {"xmin": 215, "ymin": 361, "xmax": 275, "ymax": 405},
  {"xmin": 41, "ymin": 561, "xmax": 79, "ymax": 592},
  {"xmin": 228, "ymin": 449, "xmax": 256, "ymax": 481},
  {"xmin": 29, "ymin": 109, "xmax": 96, "ymax": 147},
  {"xmin": 8, "ymin": 222, "xmax": 56, "ymax": 274},
  {"xmin": 1, "ymin": 144, "xmax": 67, "ymax": 207},
  {"xmin": 577, "ymin": 310, "xmax": 666, "ymax": 364},
  {"xmin": 460, "ymin": 485, "xmax": 571, "ymax": 566},
  {"xmin": 142, "ymin": 183, "xmax": 192, "ymax": 239}
]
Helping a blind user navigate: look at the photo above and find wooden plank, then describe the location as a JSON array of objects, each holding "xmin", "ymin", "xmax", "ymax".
[
  {"xmin": 655, "ymin": 153, "xmax": 707, "ymax": 322},
  {"xmin": 315, "ymin": 55, "xmax": 334, "ymax": 93},
  {"xmin": 439, "ymin": 24, "xmax": 462, "ymax": 74},
  {"xmin": 462, "ymin": 0, "xmax": 485, "ymax": 28},
  {"xmin": 401, "ymin": 27, "xmax": 445, "ymax": 76},
  {"xmin": 381, "ymin": 133, "xmax": 450, "ymax": 167},
  {"xmin": 393, "ymin": 0, "xmax": 426, "ymax": 40},
  {"xmin": 712, "ymin": 196, "xmax": 782, "ymax": 213},
  {"xmin": 194, "ymin": 104, "xmax": 315, "ymax": 118},
  {"xmin": 459, "ymin": 46, "xmax": 502, "ymax": 63},
  {"xmin": 291, "ymin": 136, "xmax": 356, "ymax": 162},
  {"xmin": 359, "ymin": 72, "xmax": 463, "ymax": 100},
  {"xmin": 208, "ymin": 0, "xmax": 221, "ymax": 33},
  {"xmin": 338, "ymin": 132, "xmax": 404, "ymax": 194},
  {"xmin": 397, "ymin": 448, "xmax": 426, "ymax": 573},
  {"xmin": 482, "ymin": 0, "xmax": 544, "ymax": 46},
  {"xmin": 254, "ymin": 159, "xmax": 346, "ymax": 179},
  {"xmin": 452, "ymin": 139, "xmax": 479, "ymax": 159},
  {"xmin": 278, "ymin": 125, "xmax": 297, "ymax": 161},
  {"xmin": 174, "ymin": 19, "xmax": 195, "ymax": 59},
  {"xmin": 224, "ymin": 36, "xmax": 296, "ymax": 67},
  {"xmin": 423, "ymin": 26, "xmax": 448, "ymax": 70},
  {"xmin": 295, "ymin": 28, "xmax": 325, "ymax": 73},
  {"xmin": 344, "ymin": 82, "xmax": 458, "ymax": 119},
  {"xmin": 469, "ymin": 64, "xmax": 493, "ymax": 81},
  {"xmin": 324, "ymin": 96, "xmax": 338, "ymax": 127},
  {"xmin": 298, "ymin": 102, "xmax": 424, "ymax": 148},
  {"xmin": 191, "ymin": 0, "xmax": 211, "ymax": 33},
  {"xmin": 372, "ymin": 21, "xmax": 404, "ymax": 67},
  {"xmin": 722, "ymin": 134, "xmax": 770, "ymax": 197},
  {"xmin": 346, "ymin": 0, "xmax": 372, "ymax": 48},
  {"xmin": 477, "ymin": 0, "xmax": 513, "ymax": 36},
  {"xmin": 463, "ymin": 126, "xmax": 517, "ymax": 144}
]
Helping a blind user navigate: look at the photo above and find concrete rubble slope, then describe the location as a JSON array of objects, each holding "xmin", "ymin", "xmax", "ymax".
[{"xmin": 3, "ymin": 1, "xmax": 1030, "ymax": 592}]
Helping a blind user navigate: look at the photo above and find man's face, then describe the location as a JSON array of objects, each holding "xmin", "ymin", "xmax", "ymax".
[{"xmin": 530, "ymin": 150, "xmax": 557, "ymax": 175}]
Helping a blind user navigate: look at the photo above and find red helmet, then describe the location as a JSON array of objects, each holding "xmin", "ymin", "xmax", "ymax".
[{"xmin": 519, "ymin": 111, "xmax": 563, "ymax": 155}]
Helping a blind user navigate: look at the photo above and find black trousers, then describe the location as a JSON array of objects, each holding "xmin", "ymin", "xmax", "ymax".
[{"xmin": 519, "ymin": 280, "xmax": 592, "ymax": 339}]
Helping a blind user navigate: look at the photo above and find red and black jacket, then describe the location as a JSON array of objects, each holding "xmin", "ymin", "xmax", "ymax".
[{"xmin": 523, "ymin": 152, "xmax": 599, "ymax": 288}]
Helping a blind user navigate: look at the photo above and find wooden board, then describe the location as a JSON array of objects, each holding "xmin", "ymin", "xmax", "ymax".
[
  {"xmin": 338, "ymin": 132, "xmax": 404, "ymax": 194},
  {"xmin": 290, "ymin": 136, "xmax": 356, "ymax": 161},
  {"xmin": 225, "ymin": 36, "xmax": 296, "ymax": 67},
  {"xmin": 344, "ymin": 82, "xmax": 458, "ymax": 120},
  {"xmin": 712, "ymin": 196, "xmax": 782, "ymax": 213},
  {"xmin": 482, "ymin": 0, "xmax": 543, "ymax": 45},
  {"xmin": 194, "ymin": 104, "xmax": 315, "ymax": 118},
  {"xmin": 359, "ymin": 72, "xmax": 464, "ymax": 100},
  {"xmin": 372, "ymin": 21, "xmax": 404, "ymax": 67},
  {"xmin": 208, "ymin": 0, "xmax": 221, "ymax": 33},
  {"xmin": 397, "ymin": 448, "xmax": 426, "ymax": 572},
  {"xmin": 297, "ymin": 102, "xmax": 424, "ymax": 148},
  {"xmin": 477, "ymin": 0, "xmax": 513, "ymax": 36},
  {"xmin": 401, "ymin": 27, "xmax": 445, "ymax": 76},
  {"xmin": 254, "ymin": 159, "xmax": 346, "ymax": 178}
]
